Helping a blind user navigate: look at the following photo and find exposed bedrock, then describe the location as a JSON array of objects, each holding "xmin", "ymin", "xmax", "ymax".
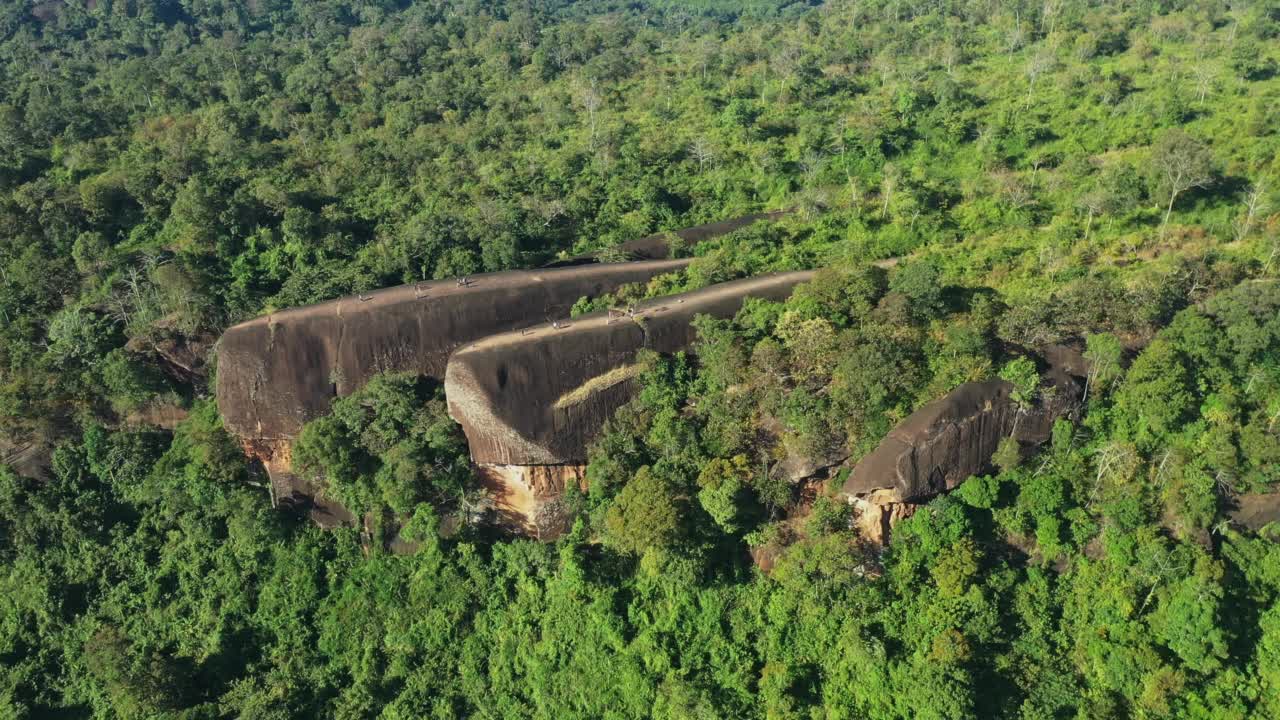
[
  {"xmin": 216, "ymin": 260, "xmax": 694, "ymax": 525},
  {"xmin": 1228, "ymin": 493, "xmax": 1280, "ymax": 534},
  {"xmin": 446, "ymin": 271, "xmax": 815, "ymax": 529},
  {"xmin": 842, "ymin": 378, "xmax": 1080, "ymax": 502},
  {"xmin": 216, "ymin": 259, "xmax": 692, "ymax": 444},
  {"xmin": 475, "ymin": 464, "xmax": 587, "ymax": 537},
  {"xmin": 546, "ymin": 211, "xmax": 790, "ymax": 267},
  {"xmin": 840, "ymin": 372, "xmax": 1081, "ymax": 542},
  {"xmin": 446, "ymin": 271, "xmax": 816, "ymax": 467}
]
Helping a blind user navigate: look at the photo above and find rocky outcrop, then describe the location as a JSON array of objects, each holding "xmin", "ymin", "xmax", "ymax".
[
  {"xmin": 215, "ymin": 259, "xmax": 692, "ymax": 444},
  {"xmin": 1228, "ymin": 493, "xmax": 1280, "ymax": 533},
  {"xmin": 840, "ymin": 373, "xmax": 1080, "ymax": 543},
  {"xmin": 212, "ymin": 210, "xmax": 799, "ymax": 534},
  {"xmin": 447, "ymin": 271, "xmax": 815, "ymax": 532},
  {"xmin": 546, "ymin": 211, "xmax": 790, "ymax": 267},
  {"xmin": 851, "ymin": 493, "xmax": 918, "ymax": 546},
  {"xmin": 215, "ymin": 259, "xmax": 694, "ymax": 523},
  {"xmin": 446, "ymin": 271, "xmax": 816, "ymax": 466},
  {"xmin": 0, "ymin": 436, "xmax": 52, "ymax": 481}
]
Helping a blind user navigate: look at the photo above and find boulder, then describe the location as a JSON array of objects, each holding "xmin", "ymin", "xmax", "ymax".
[
  {"xmin": 840, "ymin": 372, "xmax": 1080, "ymax": 542},
  {"xmin": 1228, "ymin": 493, "xmax": 1280, "ymax": 533},
  {"xmin": 843, "ymin": 380, "xmax": 1018, "ymax": 502},
  {"xmin": 0, "ymin": 435, "xmax": 52, "ymax": 481}
]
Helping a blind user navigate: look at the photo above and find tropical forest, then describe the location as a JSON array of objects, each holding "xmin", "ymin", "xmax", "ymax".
[{"xmin": 1, "ymin": 0, "xmax": 1280, "ymax": 717}]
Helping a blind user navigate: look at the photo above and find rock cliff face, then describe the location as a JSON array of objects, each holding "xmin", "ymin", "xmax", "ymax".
[
  {"xmin": 840, "ymin": 374, "xmax": 1080, "ymax": 543},
  {"xmin": 446, "ymin": 271, "xmax": 815, "ymax": 530},
  {"xmin": 475, "ymin": 464, "xmax": 587, "ymax": 537},
  {"xmin": 546, "ymin": 211, "xmax": 789, "ymax": 267},
  {"xmin": 212, "ymin": 212, "xmax": 798, "ymax": 532},
  {"xmin": 216, "ymin": 259, "xmax": 692, "ymax": 444},
  {"xmin": 215, "ymin": 259, "xmax": 695, "ymax": 523},
  {"xmin": 446, "ymin": 271, "xmax": 816, "ymax": 466}
]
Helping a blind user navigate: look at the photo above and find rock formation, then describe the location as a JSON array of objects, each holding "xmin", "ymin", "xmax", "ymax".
[
  {"xmin": 546, "ymin": 211, "xmax": 789, "ymax": 267},
  {"xmin": 0, "ymin": 436, "xmax": 51, "ymax": 481},
  {"xmin": 840, "ymin": 372, "xmax": 1081, "ymax": 543},
  {"xmin": 212, "ymin": 210, "xmax": 800, "ymax": 529},
  {"xmin": 215, "ymin": 259, "xmax": 692, "ymax": 516},
  {"xmin": 1228, "ymin": 493, "xmax": 1280, "ymax": 533},
  {"xmin": 217, "ymin": 259, "xmax": 693, "ymax": 443},
  {"xmin": 446, "ymin": 271, "xmax": 815, "ymax": 531}
]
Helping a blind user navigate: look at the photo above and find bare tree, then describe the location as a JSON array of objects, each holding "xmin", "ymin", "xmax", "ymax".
[
  {"xmin": 524, "ymin": 195, "xmax": 567, "ymax": 228},
  {"xmin": 770, "ymin": 45, "xmax": 804, "ymax": 102},
  {"xmin": 940, "ymin": 39, "xmax": 963, "ymax": 75},
  {"xmin": 879, "ymin": 163, "xmax": 899, "ymax": 219},
  {"xmin": 1077, "ymin": 189, "xmax": 1107, "ymax": 241},
  {"xmin": 799, "ymin": 150, "xmax": 825, "ymax": 185},
  {"xmin": 1234, "ymin": 181, "xmax": 1269, "ymax": 242},
  {"xmin": 1090, "ymin": 441, "xmax": 1138, "ymax": 507},
  {"xmin": 1025, "ymin": 49, "xmax": 1055, "ymax": 99},
  {"xmin": 694, "ymin": 37, "xmax": 717, "ymax": 84},
  {"xmin": 1039, "ymin": 0, "xmax": 1063, "ymax": 36},
  {"xmin": 574, "ymin": 76, "xmax": 603, "ymax": 150},
  {"xmin": 688, "ymin": 136, "xmax": 717, "ymax": 173},
  {"xmin": 870, "ymin": 49, "xmax": 899, "ymax": 87},
  {"xmin": 460, "ymin": 488, "xmax": 494, "ymax": 527},
  {"xmin": 1189, "ymin": 63, "xmax": 1216, "ymax": 104},
  {"xmin": 829, "ymin": 117, "xmax": 864, "ymax": 205},
  {"xmin": 1150, "ymin": 130, "xmax": 1215, "ymax": 237},
  {"xmin": 1004, "ymin": 13, "xmax": 1026, "ymax": 53},
  {"xmin": 993, "ymin": 169, "xmax": 1035, "ymax": 210}
]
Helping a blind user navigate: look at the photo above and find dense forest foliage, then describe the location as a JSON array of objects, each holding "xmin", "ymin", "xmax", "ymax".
[{"xmin": 2, "ymin": 0, "xmax": 1280, "ymax": 717}]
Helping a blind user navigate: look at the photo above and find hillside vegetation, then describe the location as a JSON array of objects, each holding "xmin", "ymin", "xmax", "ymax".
[{"xmin": 2, "ymin": 0, "xmax": 1279, "ymax": 717}]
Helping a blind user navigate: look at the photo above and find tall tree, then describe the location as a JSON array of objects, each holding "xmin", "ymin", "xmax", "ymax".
[{"xmin": 1150, "ymin": 129, "xmax": 1215, "ymax": 237}]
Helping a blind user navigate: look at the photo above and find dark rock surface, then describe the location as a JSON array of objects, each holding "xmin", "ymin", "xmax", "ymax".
[
  {"xmin": 446, "ymin": 271, "xmax": 816, "ymax": 466},
  {"xmin": 0, "ymin": 436, "xmax": 52, "ymax": 481},
  {"xmin": 546, "ymin": 211, "xmax": 790, "ymax": 267},
  {"xmin": 216, "ymin": 259, "xmax": 692, "ymax": 443},
  {"xmin": 129, "ymin": 331, "xmax": 216, "ymax": 384},
  {"xmin": 1228, "ymin": 493, "xmax": 1280, "ymax": 533},
  {"xmin": 841, "ymin": 375, "xmax": 1080, "ymax": 503}
]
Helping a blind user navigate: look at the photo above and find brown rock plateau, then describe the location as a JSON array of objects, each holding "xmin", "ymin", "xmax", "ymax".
[
  {"xmin": 216, "ymin": 259, "xmax": 697, "ymax": 521},
  {"xmin": 1229, "ymin": 493, "xmax": 1280, "ymax": 533},
  {"xmin": 447, "ymin": 271, "xmax": 815, "ymax": 534}
]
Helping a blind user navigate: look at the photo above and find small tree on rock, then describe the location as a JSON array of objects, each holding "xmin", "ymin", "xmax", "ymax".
[{"xmin": 999, "ymin": 356, "xmax": 1040, "ymax": 437}]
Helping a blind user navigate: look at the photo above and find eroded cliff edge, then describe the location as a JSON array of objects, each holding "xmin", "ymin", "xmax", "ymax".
[
  {"xmin": 216, "ymin": 259, "xmax": 694, "ymax": 520},
  {"xmin": 217, "ymin": 259, "xmax": 693, "ymax": 444},
  {"xmin": 446, "ymin": 271, "xmax": 815, "ymax": 531},
  {"xmin": 840, "ymin": 370, "xmax": 1081, "ymax": 543}
]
